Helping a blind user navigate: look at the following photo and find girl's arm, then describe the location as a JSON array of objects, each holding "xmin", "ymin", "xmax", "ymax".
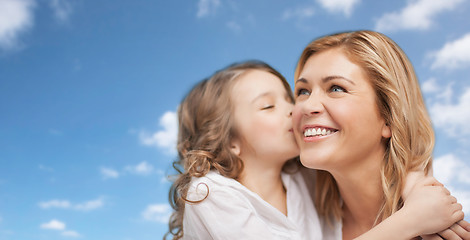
[{"xmin": 354, "ymin": 174, "xmax": 468, "ymax": 240}]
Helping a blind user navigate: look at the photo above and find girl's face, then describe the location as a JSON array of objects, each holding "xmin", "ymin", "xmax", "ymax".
[
  {"xmin": 292, "ymin": 48, "xmax": 391, "ymax": 171},
  {"xmin": 231, "ymin": 69, "xmax": 298, "ymax": 165}
]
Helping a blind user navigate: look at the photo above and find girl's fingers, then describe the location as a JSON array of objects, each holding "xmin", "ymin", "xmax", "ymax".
[
  {"xmin": 458, "ymin": 220, "xmax": 470, "ymax": 232},
  {"xmin": 451, "ymin": 222, "xmax": 470, "ymax": 240},
  {"xmin": 421, "ymin": 234, "xmax": 444, "ymax": 240},
  {"xmin": 438, "ymin": 227, "xmax": 463, "ymax": 240}
]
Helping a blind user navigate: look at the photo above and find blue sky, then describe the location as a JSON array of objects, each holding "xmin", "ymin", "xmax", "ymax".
[{"xmin": 0, "ymin": 0, "xmax": 469, "ymax": 239}]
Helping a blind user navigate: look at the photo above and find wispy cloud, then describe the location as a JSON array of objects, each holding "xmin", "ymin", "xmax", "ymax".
[
  {"xmin": 124, "ymin": 161, "xmax": 154, "ymax": 176},
  {"xmin": 39, "ymin": 164, "xmax": 54, "ymax": 172},
  {"xmin": 430, "ymin": 33, "xmax": 470, "ymax": 70},
  {"xmin": 74, "ymin": 198, "xmax": 104, "ymax": 211},
  {"xmin": 429, "ymin": 87, "xmax": 470, "ymax": 136},
  {"xmin": 316, "ymin": 0, "xmax": 360, "ymax": 17},
  {"xmin": 40, "ymin": 219, "xmax": 81, "ymax": 237},
  {"xmin": 61, "ymin": 230, "xmax": 80, "ymax": 237},
  {"xmin": 139, "ymin": 111, "xmax": 177, "ymax": 155},
  {"xmin": 433, "ymin": 154, "xmax": 470, "ymax": 216},
  {"xmin": 39, "ymin": 200, "xmax": 71, "ymax": 209},
  {"xmin": 375, "ymin": 0, "xmax": 465, "ymax": 32},
  {"xmin": 40, "ymin": 219, "xmax": 66, "ymax": 230},
  {"xmin": 0, "ymin": 0, "xmax": 35, "ymax": 50},
  {"xmin": 434, "ymin": 154, "xmax": 470, "ymax": 185},
  {"xmin": 421, "ymin": 78, "xmax": 454, "ymax": 102},
  {"xmin": 226, "ymin": 21, "xmax": 241, "ymax": 33},
  {"xmin": 39, "ymin": 197, "xmax": 104, "ymax": 211},
  {"xmin": 100, "ymin": 167, "xmax": 120, "ymax": 179},
  {"xmin": 49, "ymin": 0, "xmax": 73, "ymax": 23},
  {"xmin": 281, "ymin": 6, "xmax": 315, "ymax": 21},
  {"xmin": 142, "ymin": 203, "xmax": 172, "ymax": 224},
  {"xmin": 197, "ymin": 0, "xmax": 220, "ymax": 18}
]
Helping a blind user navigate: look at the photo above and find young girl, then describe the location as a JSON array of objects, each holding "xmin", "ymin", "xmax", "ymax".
[{"xmin": 165, "ymin": 61, "xmax": 464, "ymax": 240}]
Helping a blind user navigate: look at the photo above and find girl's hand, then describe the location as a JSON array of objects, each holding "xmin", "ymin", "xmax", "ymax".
[
  {"xmin": 422, "ymin": 220, "xmax": 470, "ymax": 240},
  {"xmin": 401, "ymin": 175, "xmax": 465, "ymax": 236}
]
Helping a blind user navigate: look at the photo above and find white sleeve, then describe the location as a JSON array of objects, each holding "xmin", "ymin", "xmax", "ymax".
[{"xmin": 182, "ymin": 187, "xmax": 276, "ymax": 240}]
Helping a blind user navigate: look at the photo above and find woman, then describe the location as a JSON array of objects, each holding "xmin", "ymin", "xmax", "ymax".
[{"xmin": 292, "ymin": 30, "xmax": 468, "ymax": 239}]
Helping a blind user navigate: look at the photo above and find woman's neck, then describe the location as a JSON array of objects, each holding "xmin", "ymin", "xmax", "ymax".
[
  {"xmin": 238, "ymin": 157, "xmax": 287, "ymax": 215},
  {"xmin": 329, "ymin": 154, "xmax": 384, "ymax": 239}
]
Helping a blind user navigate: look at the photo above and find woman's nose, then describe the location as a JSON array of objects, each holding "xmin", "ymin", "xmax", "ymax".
[{"xmin": 302, "ymin": 94, "xmax": 324, "ymax": 116}]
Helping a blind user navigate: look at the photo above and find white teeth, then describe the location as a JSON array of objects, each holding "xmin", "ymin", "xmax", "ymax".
[{"xmin": 303, "ymin": 127, "xmax": 336, "ymax": 137}]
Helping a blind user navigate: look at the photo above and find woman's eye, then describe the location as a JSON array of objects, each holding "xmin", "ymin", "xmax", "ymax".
[
  {"xmin": 330, "ymin": 85, "xmax": 346, "ymax": 93},
  {"xmin": 296, "ymin": 88, "xmax": 310, "ymax": 96}
]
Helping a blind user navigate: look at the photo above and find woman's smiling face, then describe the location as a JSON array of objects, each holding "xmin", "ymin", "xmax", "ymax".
[{"xmin": 292, "ymin": 48, "xmax": 391, "ymax": 171}]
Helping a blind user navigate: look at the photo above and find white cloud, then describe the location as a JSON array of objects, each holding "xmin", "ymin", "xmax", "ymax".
[
  {"xmin": 282, "ymin": 6, "xmax": 315, "ymax": 21},
  {"xmin": 142, "ymin": 203, "xmax": 172, "ymax": 224},
  {"xmin": 375, "ymin": 0, "xmax": 465, "ymax": 32},
  {"xmin": 100, "ymin": 167, "xmax": 120, "ymax": 179},
  {"xmin": 197, "ymin": 0, "xmax": 220, "ymax": 18},
  {"xmin": 39, "ymin": 164, "xmax": 54, "ymax": 172},
  {"xmin": 74, "ymin": 197, "xmax": 104, "ymax": 211},
  {"xmin": 39, "ymin": 197, "xmax": 104, "ymax": 211},
  {"xmin": 452, "ymin": 189, "xmax": 470, "ymax": 217},
  {"xmin": 140, "ymin": 111, "xmax": 178, "ymax": 155},
  {"xmin": 125, "ymin": 161, "xmax": 154, "ymax": 176},
  {"xmin": 421, "ymin": 78, "xmax": 438, "ymax": 94},
  {"xmin": 421, "ymin": 78, "xmax": 454, "ymax": 103},
  {"xmin": 316, "ymin": 0, "xmax": 360, "ymax": 17},
  {"xmin": 0, "ymin": 0, "xmax": 35, "ymax": 50},
  {"xmin": 61, "ymin": 230, "xmax": 80, "ymax": 237},
  {"xmin": 40, "ymin": 219, "xmax": 66, "ymax": 230},
  {"xmin": 49, "ymin": 129, "xmax": 63, "ymax": 136},
  {"xmin": 433, "ymin": 154, "xmax": 470, "ymax": 216},
  {"xmin": 430, "ymin": 33, "xmax": 470, "ymax": 70},
  {"xmin": 429, "ymin": 88, "xmax": 470, "ymax": 136},
  {"xmin": 226, "ymin": 21, "xmax": 241, "ymax": 33},
  {"xmin": 434, "ymin": 154, "xmax": 470, "ymax": 185},
  {"xmin": 39, "ymin": 200, "xmax": 71, "ymax": 209},
  {"xmin": 50, "ymin": 0, "xmax": 73, "ymax": 23}
]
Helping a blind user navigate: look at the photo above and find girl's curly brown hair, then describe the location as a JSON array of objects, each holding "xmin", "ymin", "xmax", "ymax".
[{"xmin": 164, "ymin": 61, "xmax": 295, "ymax": 240}]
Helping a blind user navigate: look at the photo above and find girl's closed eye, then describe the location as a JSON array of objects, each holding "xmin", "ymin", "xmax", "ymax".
[{"xmin": 261, "ymin": 104, "xmax": 274, "ymax": 110}]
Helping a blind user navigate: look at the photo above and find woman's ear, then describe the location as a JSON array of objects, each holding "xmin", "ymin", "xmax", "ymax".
[
  {"xmin": 230, "ymin": 138, "xmax": 241, "ymax": 156},
  {"xmin": 382, "ymin": 123, "xmax": 391, "ymax": 138}
]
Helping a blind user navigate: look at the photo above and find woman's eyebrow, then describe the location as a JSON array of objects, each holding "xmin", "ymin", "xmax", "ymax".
[
  {"xmin": 295, "ymin": 78, "xmax": 308, "ymax": 84},
  {"xmin": 323, "ymin": 75, "xmax": 356, "ymax": 85},
  {"xmin": 295, "ymin": 76, "xmax": 355, "ymax": 85}
]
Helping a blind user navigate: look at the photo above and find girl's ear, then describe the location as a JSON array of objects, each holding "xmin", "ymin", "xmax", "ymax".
[{"xmin": 230, "ymin": 138, "xmax": 241, "ymax": 156}]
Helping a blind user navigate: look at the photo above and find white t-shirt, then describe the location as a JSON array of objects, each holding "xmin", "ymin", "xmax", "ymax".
[{"xmin": 182, "ymin": 170, "xmax": 322, "ymax": 240}]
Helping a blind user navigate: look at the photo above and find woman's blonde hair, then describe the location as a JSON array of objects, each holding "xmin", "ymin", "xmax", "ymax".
[
  {"xmin": 294, "ymin": 30, "xmax": 434, "ymax": 224},
  {"xmin": 165, "ymin": 60, "xmax": 295, "ymax": 239}
]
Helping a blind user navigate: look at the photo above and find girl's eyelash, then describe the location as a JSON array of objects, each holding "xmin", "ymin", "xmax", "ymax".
[{"xmin": 261, "ymin": 105, "xmax": 274, "ymax": 110}]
